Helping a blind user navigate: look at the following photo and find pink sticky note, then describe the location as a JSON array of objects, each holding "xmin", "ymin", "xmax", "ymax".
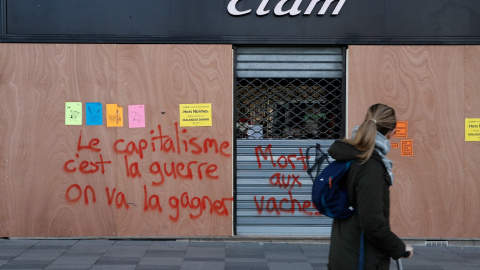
[{"xmin": 128, "ymin": 105, "xmax": 145, "ymax": 128}]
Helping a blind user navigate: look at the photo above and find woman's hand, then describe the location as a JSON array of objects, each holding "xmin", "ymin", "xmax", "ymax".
[{"xmin": 403, "ymin": 244, "xmax": 414, "ymax": 258}]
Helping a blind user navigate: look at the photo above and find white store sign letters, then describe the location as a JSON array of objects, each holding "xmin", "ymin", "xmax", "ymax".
[{"xmin": 227, "ymin": 0, "xmax": 346, "ymax": 16}]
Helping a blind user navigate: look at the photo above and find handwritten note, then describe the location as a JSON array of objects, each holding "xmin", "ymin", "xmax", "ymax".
[
  {"xmin": 65, "ymin": 102, "xmax": 82, "ymax": 125},
  {"xmin": 106, "ymin": 104, "xmax": 123, "ymax": 127},
  {"xmin": 86, "ymin": 102, "xmax": 103, "ymax": 126},
  {"xmin": 128, "ymin": 105, "xmax": 145, "ymax": 128}
]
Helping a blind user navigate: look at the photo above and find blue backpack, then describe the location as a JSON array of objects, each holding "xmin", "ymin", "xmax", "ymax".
[{"xmin": 311, "ymin": 160, "xmax": 355, "ymax": 219}]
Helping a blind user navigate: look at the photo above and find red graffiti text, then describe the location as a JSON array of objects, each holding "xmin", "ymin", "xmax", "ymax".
[
  {"xmin": 255, "ymin": 144, "xmax": 307, "ymax": 170},
  {"xmin": 168, "ymin": 191, "xmax": 234, "ymax": 221},
  {"xmin": 65, "ymin": 184, "xmax": 96, "ymax": 205},
  {"xmin": 254, "ymin": 190, "xmax": 319, "ymax": 216},
  {"xmin": 113, "ymin": 123, "xmax": 231, "ymax": 159},
  {"xmin": 269, "ymin": 173, "xmax": 302, "ymax": 189}
]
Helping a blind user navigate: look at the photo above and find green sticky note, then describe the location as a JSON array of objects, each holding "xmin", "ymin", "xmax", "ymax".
[{"xmin": 65, "ymin": 102, "xmax": 82, "ymax": 125}]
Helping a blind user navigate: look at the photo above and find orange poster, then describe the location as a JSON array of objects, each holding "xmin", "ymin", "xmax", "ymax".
[{"xmin": 401, "ymin": 140, "xmax": 413, "ymax": 156}]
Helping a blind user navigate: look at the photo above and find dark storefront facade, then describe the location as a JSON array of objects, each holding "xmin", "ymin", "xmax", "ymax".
[{"xmin": 1, "ymin": 0, "xmax": 480, "ymax": 239}]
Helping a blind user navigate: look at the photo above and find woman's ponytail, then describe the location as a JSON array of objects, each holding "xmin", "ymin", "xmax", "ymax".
[{"xmin": 344, "ymin": 104, "xmax": 396, "ymax": 162}]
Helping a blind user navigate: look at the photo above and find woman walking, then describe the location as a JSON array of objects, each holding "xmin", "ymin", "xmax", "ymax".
[{"xmin": 327, "ymin": 103, "xmax": 413, "ymax": 270}]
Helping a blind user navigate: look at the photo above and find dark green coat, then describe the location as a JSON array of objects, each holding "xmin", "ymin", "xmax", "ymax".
[{"xmin": 327, "ymin": 141, "xmax": 406, "ymax": 270}]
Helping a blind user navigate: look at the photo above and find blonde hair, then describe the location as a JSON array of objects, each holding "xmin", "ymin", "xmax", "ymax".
[{"xmin": 344, "ymin": 103, "xmax": 397, "ymax": 161}]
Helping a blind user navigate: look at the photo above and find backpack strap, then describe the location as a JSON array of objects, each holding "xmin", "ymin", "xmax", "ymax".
[{"xmin": 306, "ymin": 143, "xmax": 330, "ymax": 183}]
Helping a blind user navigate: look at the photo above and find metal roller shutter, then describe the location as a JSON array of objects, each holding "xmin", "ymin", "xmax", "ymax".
[
  {"xmin": 235, "ymin": 47, "xmax": 345, "ymax": 236},
  {"xmin": 236, "ymin": 47, "xmax": 343, "ymax": 78}
]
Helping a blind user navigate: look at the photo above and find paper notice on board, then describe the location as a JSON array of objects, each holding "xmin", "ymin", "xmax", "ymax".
[
  {"xmin": 65, "ymin": 102, "xmax": 82, "ymax": 125},
  {"xmin": 465, "ymin": 118, "xmax": 480, "ymax": 141},
  {"xmin": 394, "ymin": 121, "xmax": 408, "ymax": 138},
  {"xmin": 401, "ymin": 140, "xmax": 413, "ymax": 156},
  {"xmin": 179, "ymin": 103, "xmax": 212, "ymax": 127},
  {"xmin": 128, "ymin": 105, "xmax": 145, "ymax": 128},
  {"xmin": 106, "ymin": 104, "xmax": 123, "ymax": 127},
  {"xmin": 86, "ymin": 102, "xmax": 103, "ymax": 126}
]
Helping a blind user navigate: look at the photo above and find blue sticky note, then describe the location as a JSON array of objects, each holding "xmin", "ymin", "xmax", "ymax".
[{"xmin": 86, "ymin": 102, "xmax": 103, "ymax": 126}]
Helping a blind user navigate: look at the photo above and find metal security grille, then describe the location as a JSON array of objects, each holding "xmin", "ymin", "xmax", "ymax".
[
  {"xmin": 236, "ymin": 78, "xmax": 343, "ymax": 139},
  {"xmin": 235, "ymin": 47, "xmax": 345, "ymax": 236}
]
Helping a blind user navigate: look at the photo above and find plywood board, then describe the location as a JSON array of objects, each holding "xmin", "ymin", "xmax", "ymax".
[
  {"xmin": 463, "ymin": 46, "xmax": 480, "ymax": 238},
  {"xmin": 0, "ymin": 44, "xmax": 233, "ymax": 237},
  {"xmin": 348, "ymin": 46, "xmax": 467, "ymax": 238},
  {"xmin": 113, "ymin": 45, "xmax": 234, "ymax": 236}
]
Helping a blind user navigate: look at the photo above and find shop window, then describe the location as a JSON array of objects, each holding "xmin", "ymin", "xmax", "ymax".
[{"xmin": 236, "ymin": 78, "xmax": 343, "ymax": 139}]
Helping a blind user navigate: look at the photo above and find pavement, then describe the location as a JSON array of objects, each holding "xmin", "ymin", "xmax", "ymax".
[{"xmin": 0, "ymin": 238, "xmax": 479, "ymax": 270}]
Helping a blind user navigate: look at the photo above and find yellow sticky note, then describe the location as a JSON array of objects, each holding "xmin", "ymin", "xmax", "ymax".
[
  {"xmin": 106, "ymin": 104, "xmax": 123, "ymax": 127},
  {"xmin": 465, "ymin": 118, "xmax": 480, "ymax": 141},
  {"xmin": 65, "ymin": 102, "xmax": 82, "ymax": 125}
]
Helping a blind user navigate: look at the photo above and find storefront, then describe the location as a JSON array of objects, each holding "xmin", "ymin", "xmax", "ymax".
[{"xmin": 1, "ymin": 0, "xmax": 480, "ymax": 239}]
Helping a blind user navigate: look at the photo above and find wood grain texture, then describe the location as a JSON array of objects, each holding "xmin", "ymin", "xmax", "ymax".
[
  {"xmin": 463, "ymin": 46, "xmax": 480, "ymax": 238},
  {"xmin": 114, "ymin": 45, "xmax": 233, "ymax": 237},
  {"xmin": 0, "ymin": 44, "xmax": 233, "ymax": 237},
  {"xmin": 348, "ymin": 46, "xmax": 469, "ymax": 238},
  {"xmin": 0, "ymin": 44, "xmax": 119, "ymax": 237}
]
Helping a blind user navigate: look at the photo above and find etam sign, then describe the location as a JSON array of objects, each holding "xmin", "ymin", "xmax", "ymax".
[{"xmin": 227, "ymin": 0, "xmax": 346, "ymax": 16}]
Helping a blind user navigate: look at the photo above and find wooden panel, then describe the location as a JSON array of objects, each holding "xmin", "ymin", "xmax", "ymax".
[
  {"xmin": 464, "ymin": 46, "xmax": 480, "ymax": 238},
  {"xmin": 0, "ymin": 44, "xmax": 233, "ymax": 237},
  {"xmin": 348, "ymin": 46, "xmax": 466, "ymax": 238},
  {"xmin": 113, "ymin": 45, "xmax": 233, "ymax": 236},
  {"xmin": 0, "ymin": 44, "xmax": 119, "ymax": 236}
]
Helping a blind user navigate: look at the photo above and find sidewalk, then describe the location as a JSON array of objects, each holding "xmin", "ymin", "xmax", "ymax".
[{"xmin": 0, "ymin": 238, "xmax": 479, "ymax": 270}]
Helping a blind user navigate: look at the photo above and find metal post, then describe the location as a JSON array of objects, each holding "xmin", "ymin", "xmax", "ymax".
[{"xmin": 396, "ymin": 259, "xmax": 403, "ymax": 270}]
